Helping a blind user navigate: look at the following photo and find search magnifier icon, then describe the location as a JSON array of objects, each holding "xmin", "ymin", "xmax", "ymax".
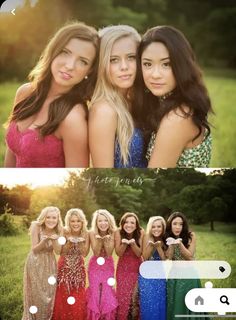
[{"xmin": 220, "ymin": 295, "xmax": 230, "ymax": 305}]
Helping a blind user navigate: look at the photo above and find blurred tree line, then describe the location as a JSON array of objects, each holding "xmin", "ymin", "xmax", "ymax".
[
  {"xmin": 0, "ymin": 0, "xmax": 235, "ymax": 82},
  {"xmin": 0, "ymin": 168, "xmax": 236, "ymax": 231}
]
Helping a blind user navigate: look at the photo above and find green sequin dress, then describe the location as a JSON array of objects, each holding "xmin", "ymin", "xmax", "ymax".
[
  {"xmin": 146, "ymin": 131, "xmax": 212, "ymax": 167},
  {"xmin": 167, "ymin": 246, "xmax": 208, "ymax": 320}
]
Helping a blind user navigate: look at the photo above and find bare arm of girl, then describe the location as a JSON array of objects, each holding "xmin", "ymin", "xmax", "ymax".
[
  {"xmin": 142, "ymin": 234, "xmax": 154, "ymax": 260},
  {"xmin": 89, "ymin": 231, "xmax": 103, "ymax": 256},
  {"xmin": 114, "ymin": 229, "xmax": 128, "ymax": 257},
  {"xmin": 130, "ymin": 229, "xmax": 144, "ymax": 257},
  {"xmin": 58, "ymin": 104, "xmax": 89, "ymax": 167},
  {"xmin": 148, "ymin": 108, "xmax": 201, "ymax": 168},
  {"xmin": 4, "ymin": 148, "xmax": 16, "ymax": 167},
  {"xmin": 80, "ymin": 232, "xmax": 90, "ymax": 257},
  {"xmin": 103, "ymin": 234, "xmax": 115, "ymax": 256},
  {"xmin": 166, "ymin": 243, "xmax": 175, "ymax": 260},
  {"xmin": 89, "ymin": 101, "xmax": 117, "ymax": 168},
  {"xmin": 179, "ymin": 232, "xmax": 196, "ymax": 260},
  {"xmin": 30, "ymin": 222, "xmax": 49, "ymax": 254},
  {"xmin": 4, "ymin": 83, "xmax": 33, "ymax": 168}
]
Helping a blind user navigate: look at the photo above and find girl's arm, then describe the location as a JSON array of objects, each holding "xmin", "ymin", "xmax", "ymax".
[
  {"xmin": 155, "ymin": 241, "xmax": 166, "ymax": 260},
  {"xmin": 80, "ymin": 232, "xmax": 90, "ymax": 257},
  {"xmin": 142, "ymin": 234, "xmax": 153, "ymax": 260},
  {"xmin": 30, "ymin": 223, "xmax": 49, "ymax": 254},
  {"xmin": 130, "ymin": 230, "xmax": 144, "ymax": 257},
  {"xmin": 59, "ymin": 105, "xmax": 89, "ymax": 167},
  {"xmin": 89, "ymin": 101, "xmax": 117, "ymax": 168},
  {"xmin": 179, "ymin": 232, "xmax": 196, "ymax": 260},
  {"xmin": 89, "ymin": 231, "xmax": 103, "ymax": 256},
  {"xmin": 114, "ymin": 229, "xmax": 128, "ymax": 257},
  {"xmin": 4, "ymin": 147, "xmax": 16, "ymax": 167},
  {"xmin": 103, "ymin": 234, "xmax": 115, "ymax": 256},
  {"xmin": 166, "ymin": 243, "xmax": 175, "ymax": 260},
  {"xmin": 4, "ymin": 83, "xmax": 33, "ymax": 168},
  {"xmin": 148, "ymin": 108, "xmax": 201, "ymax": 168}
]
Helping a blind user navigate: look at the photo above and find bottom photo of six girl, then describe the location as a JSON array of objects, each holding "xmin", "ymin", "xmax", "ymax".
[{"xmin": 23, "ymin": 206, "xmax": 208, "ymax": 320}]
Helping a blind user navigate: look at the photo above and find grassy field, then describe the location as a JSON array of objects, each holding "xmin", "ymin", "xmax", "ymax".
[
  {"xmin": 0, "ymin": 222, "xmax": 235, "ymax": 320},
  {"xmin": 0, "ymin": 68, "xmax": 236, "ymax": 166}
]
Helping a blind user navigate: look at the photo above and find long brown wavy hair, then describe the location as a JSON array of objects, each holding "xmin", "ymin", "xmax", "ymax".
[
  {"xmin": 133, "ymin": 25, "xmax": 213, "ymax": 150},
  {"xmin": 8, "ymin": 21, "xmax": 99, "ymax": 136},
  {"xmin": 119, "ymin": 212, "xmax": 142, "ymax": 247}
]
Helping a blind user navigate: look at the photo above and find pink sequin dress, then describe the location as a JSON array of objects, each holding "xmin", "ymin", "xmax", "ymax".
[
  {"xmin": 6, "ymin": 122, "xmax": 65, "ymax": 167},
  {"xmin": 87, "ymin": 249, "xmax": 118, "ymax": 320},
  {"xmin": 116, "ymin": 246, "xmax": 142, "ymax": 320}
]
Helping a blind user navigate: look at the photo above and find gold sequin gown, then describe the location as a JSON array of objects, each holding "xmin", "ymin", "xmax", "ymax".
[{"xmin": 22, "ymin": 231, "xmax": 57, "ymax": 320}]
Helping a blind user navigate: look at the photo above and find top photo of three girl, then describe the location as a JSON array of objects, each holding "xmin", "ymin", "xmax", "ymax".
[{"xmin": 3, "ymin": 21, "xmax": 213, "ymax": 169}]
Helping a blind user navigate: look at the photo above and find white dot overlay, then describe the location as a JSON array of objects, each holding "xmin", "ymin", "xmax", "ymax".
[
  {"xmin": 204, "ymin": 281, "xmax": 213, "ymax": 288},
  {"xmin": 67, "ymin": 296, "xmax": 75, "ymax": 305},
  {"xmin": 107, "ymin": 277, "xmax": 116, "ymax": 286},
  {"xmin": 97, "ymin": 257, "xmax": 105, "ymax": 266},
  {"xmin": 58, "ymin": 236, "xmax": 66, "ymax": 245},
  {"xmin": 48, "ymin": 275, "xmax": 56, "ymax": 285},
  {"xmin": 29, "ymin": 306, "xmax": 38, "ymax": 314}
]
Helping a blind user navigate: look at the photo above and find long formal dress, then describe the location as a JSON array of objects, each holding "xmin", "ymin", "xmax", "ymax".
[
  {"xmin": 52, "ymin": 238, "xmax": 87, "ymax": 320},
  {"xmin": 139, "ymin": 250, "xmax": 166, "ymax": 320},
  {"xmin": 146, "ymin": 130, "xmax": 212, "ymax": 167},
  {"xmin": 22, "ymin": 230, "xmax": 57, "ymax": 320},
  {"xmin": 87, "ymin": 250, "xmax": 118, "ymax": 320},
  {"xmin": 116, "ymin": 246, "xmax": 142, "ymax": 319},
  {"xmin": 167, "ymin": 245, "xmax": 208, "ymax": 319},
  {"xmin": 114, "ymin": 128, "xmax": 147, "ymax": 168},
  {"xmin": 6, "ymin": 121, "xmax": 65, "ymax": 167}
]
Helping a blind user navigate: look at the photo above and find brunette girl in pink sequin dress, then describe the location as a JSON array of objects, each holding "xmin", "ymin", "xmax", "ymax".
[
  {"xmin": 87, "ymin": 209, "xmax": 118, "ymax": 319},
  {"xmin": 115, "ymin": 212, "xmax": 144, "ymax": 320},
  {"xmin": 4, "ymin": 22, "xmax": 99, "ymax": 168},
  {"xmin": 52, "ymin": 208, "xmax": 90, "ymax": 320}
]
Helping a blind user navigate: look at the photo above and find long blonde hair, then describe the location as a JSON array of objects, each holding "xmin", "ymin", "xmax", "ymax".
[
  {"xmin": 31, "ymin": 206, "xmax": 63, "ymax": 234},
  {"xmin": 64, "ymin": 208, "xmax": 88, "ymax": 237},
  {"xmin": 91, "ymin": 209, "xmax": 117, "ymax": 235},
  {"xmin": 146, "ymin": 216, "xmax": 166, "ymax": 241},
  {"xmin": 90, "ymin": 25, "xmax": 141, "ymax": 165}
]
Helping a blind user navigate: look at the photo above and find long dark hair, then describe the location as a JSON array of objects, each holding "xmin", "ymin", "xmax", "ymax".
[
  {"xmin": 8, "ymin": 21, "xmax": 99, "ymax": 136},
  {"xmin": 134, "ymin": 25, "xmax": 213, "ymax": 149},
  {"xmin": 119, "ymin": 212, "xmax": 142, "ymax": 247},
  {"xmin": 165, "ymin": 212, "xmax": 192, "ymax": 248}
]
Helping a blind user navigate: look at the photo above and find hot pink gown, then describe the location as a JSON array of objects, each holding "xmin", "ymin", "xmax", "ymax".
[
  {"xmin": 87, "ymin": 250, "xmax": 118, "ymax": 320},
  {"xmin": 116, "ymin": 246, "xmax": 142, "ymax": 320},
  {"xmin": 6, "ymin": 122, "xmax": 65, "ymax": 167}
]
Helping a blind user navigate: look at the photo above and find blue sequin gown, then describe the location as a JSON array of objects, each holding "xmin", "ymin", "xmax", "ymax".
[
  {"xmin": 139, "ymin": 250, "xmax": 166, "ymax": 320},
  {"xmin": 114, "ymin": 128, "xmax": 147, "ymax": 168}
]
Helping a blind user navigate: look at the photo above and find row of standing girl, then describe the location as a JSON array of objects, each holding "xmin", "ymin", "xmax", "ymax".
[
  {"xmin": 5, "ymin": 21, "xmax": 213, "ymax": 168},
  {"xmin": 22, "ymin": 207, "xmax": 205, "ymax": 320}
]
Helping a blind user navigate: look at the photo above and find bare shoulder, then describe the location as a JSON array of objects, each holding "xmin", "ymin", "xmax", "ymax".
[
  {"xmin": 114, "ymin": 229, "xmax": 121, "ymax": 238},
  {"xmin": 190, "ymin": 231, "xmax": 196, "ymax": 239},
  {"xmin": 90, "ymin": 100, "xmax": 117, "ymax": 119},
  {"xmin": 62, "ymin": 104, "xmax": 87, "ymax": 127},
  {"xmin": 30, "ymin": 221, "xmax": 40, "ymax": 233},
  {"xmin": 15, "ymin": 83, "xmax": 33, "ymax": 104}
]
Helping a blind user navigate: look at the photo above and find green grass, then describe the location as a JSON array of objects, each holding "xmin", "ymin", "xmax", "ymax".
[
  {"xmin": 0, "ymin": 222, "xmax": 235, "ymax": 320},
  {"xmin": 0, "ymin": 68, "xmax": 236, "ymax": 166}
]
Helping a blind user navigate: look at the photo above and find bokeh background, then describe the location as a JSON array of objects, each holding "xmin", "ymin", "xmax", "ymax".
[{"xmin": 0, "ymin": 0, "xmax": 236, "ymax": 166}]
